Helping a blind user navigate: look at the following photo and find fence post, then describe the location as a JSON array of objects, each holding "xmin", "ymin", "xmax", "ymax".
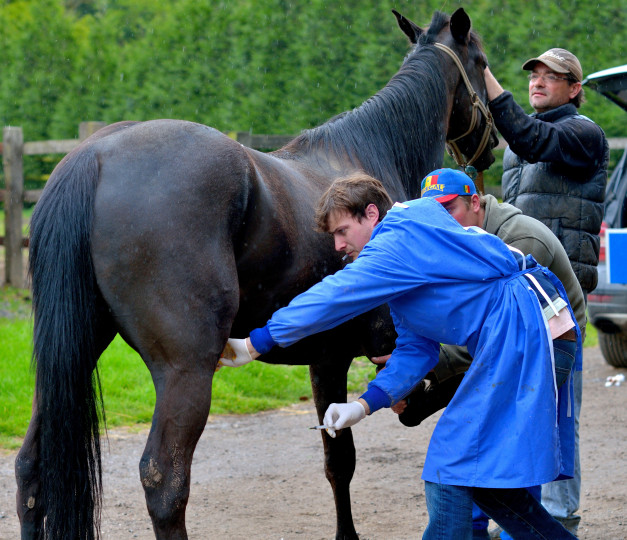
[
  {"xmin": 79, "ymin": 121, "xmax": 107, "ymax": 141},
  {"xmin": 236, "ymin": 131, "xmax": 253, "ymax": 148},
  {"xmin": 3, "ymin": 127, "xmax": 24, "ymax": 287}
]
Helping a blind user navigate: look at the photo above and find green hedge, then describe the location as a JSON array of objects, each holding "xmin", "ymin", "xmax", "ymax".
[{"xmin": 0, "ymin": 0, "xmax": 624, "ymax": 145}]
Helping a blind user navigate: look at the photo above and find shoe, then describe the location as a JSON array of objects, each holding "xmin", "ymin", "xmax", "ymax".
[
  {"xmin": 487, "ymin": 517, "xmax": 579, "ymax": 539},
  {"xmin": 555, "ymin": 515, "xmax": 580, "ymax": 536}
]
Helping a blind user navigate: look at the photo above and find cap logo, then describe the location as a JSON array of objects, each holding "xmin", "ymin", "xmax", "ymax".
[
  {"xmin": 542, "ymin": 50, "xmax": 566, "ymax": 62},
  {"xmin": 421, "ymin": 174, "xmax": 445, "ymax": 196},
  {"xmin": 420, "ymin": 168, "xmax": 477, "ymax": 202}
]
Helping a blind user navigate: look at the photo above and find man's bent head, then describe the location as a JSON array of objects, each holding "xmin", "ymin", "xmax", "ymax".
[
  {"xmin": 315, "ymin": 173, "xmax": 393, "ymax": 260},
  {"xmin": 420, "ymin": 168, "xmax": 477, "ymax": 203},
  {"xmin": 315, "ymin": 173, "xmax": 392, "ymax": 233}
]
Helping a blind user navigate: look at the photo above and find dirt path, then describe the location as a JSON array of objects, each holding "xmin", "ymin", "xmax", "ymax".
[{"xmin": 1, "ymin": 346, "xmax": 625, "ymax": 539}]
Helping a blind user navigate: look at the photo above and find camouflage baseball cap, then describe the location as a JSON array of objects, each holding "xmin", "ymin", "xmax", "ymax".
[{"xmin": 522, "ymin": 48, "xmax": 583, "ymax": 82}]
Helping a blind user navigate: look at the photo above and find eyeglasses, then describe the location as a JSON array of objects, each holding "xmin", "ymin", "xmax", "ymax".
[{"xmin": 528, "ymin": 73, "xmax": 572, "ymax": 83}]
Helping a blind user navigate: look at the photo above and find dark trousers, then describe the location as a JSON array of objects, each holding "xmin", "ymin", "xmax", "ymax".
[{"xmin": 424, "ymin": 482, "xmax": 577, "ymax": 540}]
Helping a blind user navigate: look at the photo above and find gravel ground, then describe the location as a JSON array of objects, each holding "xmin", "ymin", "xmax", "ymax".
[{"xmin": 0, "ymin": 345, "xmax": 625, "ymax": 539}]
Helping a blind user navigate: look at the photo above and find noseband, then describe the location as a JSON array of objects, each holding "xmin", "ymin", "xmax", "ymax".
[{"xmin": 434, "ymin": 42, "xmax": 494, "ymax": 174}]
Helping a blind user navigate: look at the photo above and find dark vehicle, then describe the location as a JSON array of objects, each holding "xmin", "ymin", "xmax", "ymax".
[{"xmin": 583, "ymin": 65, "xmax": 627, "ymax": 367}]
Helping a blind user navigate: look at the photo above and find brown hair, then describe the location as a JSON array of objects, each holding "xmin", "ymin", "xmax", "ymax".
[
  {"xmin": 570, "ymin": 82, "xmax": 585, "ymax": 108},
  {"xmin": 455, "ymin": 193, "xmax": 487, "ymax": 210},
  {"xmin": 315, "ymin": 172, "xmax": 393, "ymax": 232}
]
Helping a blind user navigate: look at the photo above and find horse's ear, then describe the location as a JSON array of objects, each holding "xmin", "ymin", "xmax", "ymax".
[
  {"xmin": 393, "ymin": 9, "xmax": 424, "ymax": 44},
  {"xmin": 450, "ymin": 8, "xmax": 471, "ymax": 44}
]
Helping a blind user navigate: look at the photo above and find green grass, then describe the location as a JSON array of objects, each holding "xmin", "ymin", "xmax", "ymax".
[
  {"xmin": 584, "ymin": 322, "xmax": 598, "ymax": 348},
  {"xmin": 0, "ymin": 207, "xmax": 33, "ymax": 237},
  {"xmin": 0, "ymin": 316, "xmax": 35, "ymax": 448},
  {"xmin": 0, "ymin": 289, "xmax": 375, "ymax": 449},
  {"xmin": 0, "ymin": 286, "xmax": 32, "ymax": 318}
]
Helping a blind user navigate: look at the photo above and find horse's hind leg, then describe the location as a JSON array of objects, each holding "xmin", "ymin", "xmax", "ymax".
[
  {"xmin": 118, "ymin": 282, "xmax": 235, "ymax": 539},
  {"xmin": 138, "ymin": 359, "xmax": 215, "ymax": 540}
]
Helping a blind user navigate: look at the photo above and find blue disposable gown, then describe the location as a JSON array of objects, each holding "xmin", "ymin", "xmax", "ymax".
[{"xmin": 254, "ymin": 197, "xmax": 578, "ymax": 489}]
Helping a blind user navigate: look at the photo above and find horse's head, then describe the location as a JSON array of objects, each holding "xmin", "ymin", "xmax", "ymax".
[{"xmin": 394, "ymin": 8, "xmax": 498, "ymax": 173}]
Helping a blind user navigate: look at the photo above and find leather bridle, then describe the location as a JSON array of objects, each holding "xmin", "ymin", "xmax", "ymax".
[{"xmin": 434, "ymin": 42, "xmax": 495, "ymax": 173}]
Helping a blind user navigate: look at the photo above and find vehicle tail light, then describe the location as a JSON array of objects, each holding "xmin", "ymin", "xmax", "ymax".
[
  {"xmin": 588, "ymin": 294, "xmax": 613, "ymax": 303},
  {"xmin": 599, "ymin": 221, "xmax": 607, "ymax": 263}
]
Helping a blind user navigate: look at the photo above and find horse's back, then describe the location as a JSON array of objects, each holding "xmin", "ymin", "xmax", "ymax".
[{"xmin": 85, "ymin": 119, "xmax": 336, "ymax": 358}]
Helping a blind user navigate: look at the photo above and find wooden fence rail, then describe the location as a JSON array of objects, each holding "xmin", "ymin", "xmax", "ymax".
[
  {"xmin": 0, "ymin": 124, "xmax": 294, "ymax": 286},
  {"xmin": 1, "ymin": 123, "xmax": 626, "ymax": 287}
]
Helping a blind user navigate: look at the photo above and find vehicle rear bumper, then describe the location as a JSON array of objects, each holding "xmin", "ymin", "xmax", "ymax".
[{"xmin": 588, "ymin": 311, "xmax": 627, "ymax": 333}]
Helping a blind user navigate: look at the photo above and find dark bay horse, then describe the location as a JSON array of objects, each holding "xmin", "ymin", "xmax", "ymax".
[{"xmin": 16, "ymin": 8, "xmax": 496, "ymax": 540}]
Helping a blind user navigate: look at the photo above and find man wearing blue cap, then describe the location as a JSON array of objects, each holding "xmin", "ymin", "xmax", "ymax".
[
  {"xmin": 220, "ymin": 169, "xmax": 578, "ymax": 539},
  {"xmin": 395, "ymin": 169, "xmax": 583, "ymax": 422}
]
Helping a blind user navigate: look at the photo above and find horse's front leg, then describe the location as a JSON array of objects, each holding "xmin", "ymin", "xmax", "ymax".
[
  {"xmin": 15, "ymin": 397, "xmax": 44, "ymax": 540},
  {"xmin": 310, "ymin": 358, "xmax": 359, "ymax": 540},
  {"xmin": 139, "ymin": 363, "xmax": 214, "ymax": 540}
]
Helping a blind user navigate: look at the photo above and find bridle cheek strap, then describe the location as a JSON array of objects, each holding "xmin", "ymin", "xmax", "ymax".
[{"xmin": 433, "ymin": 43, "xmax": 495, "ymax": 170}]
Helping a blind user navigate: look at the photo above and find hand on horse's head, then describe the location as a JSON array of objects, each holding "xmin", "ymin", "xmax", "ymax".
[{"xmin": 484, "ymin": 66, "xmax": 504, "ymax": 102}]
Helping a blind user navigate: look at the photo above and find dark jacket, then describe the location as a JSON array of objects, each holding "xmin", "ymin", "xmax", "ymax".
[{"xmin": 490, "ymin": 91, "xmax": 609, "ymax": 292}]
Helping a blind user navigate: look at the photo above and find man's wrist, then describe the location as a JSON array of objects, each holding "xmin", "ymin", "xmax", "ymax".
[
  {"xmin": 484, "ymin": 67, "xmax": 505, "ymax": 102},
  {"xmin": 245, "ymin": 337, "xmax": 260, "ymax": 360},
  {"xmin": 356, "ymin": 398, "xmax": 370, "ymax": 416},
  {"xmin": 359, "ymin": 386, "xmax": 389, "ymax": 414},
  {"xmin": 249, "ymin": 326, "xmax": 275, "ymax": 355}
]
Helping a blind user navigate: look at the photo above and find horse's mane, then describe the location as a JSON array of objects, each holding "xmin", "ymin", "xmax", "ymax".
[
  {"xmin": 283, "ymin": 52, "xmax": 446, "ymax": 197},
  {"xmin": 281, "ymin": 11, "xmax": 483, "ymax": 199}
]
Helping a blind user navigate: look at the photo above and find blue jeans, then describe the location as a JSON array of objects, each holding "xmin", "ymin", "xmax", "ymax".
[
  {"xmin": 540, "ymin": 298, "xmax": 585, "ymax": 527},
  {"xmin": 541, "ymin": 369, "xmax": 582, "ymax": 523},
  {"xmin": 424, "ymin": 482, "xmax": 577, "ymax": 540},
  {"xmin": 473, "ymin": 339, "xmax": 578, "ymax": 538},
  {"xmin": 474, "ymin": 486, "xmax": 577, "ymax": 539},
  {"xmin": 490, "ymin": 485, "xmax": 541, "ymax": 540},
  {"xmin": 424, "ymin": 482, "xmax": 473, "ymax": 540},
  {"xmin": 552, "ymin": 339, "xmax": 577, "ymax": 388}
]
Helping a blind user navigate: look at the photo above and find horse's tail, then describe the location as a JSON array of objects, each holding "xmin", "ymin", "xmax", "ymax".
[{"xmin": 29, "ymin": 146, "xmax": 104, "ymax": 540}]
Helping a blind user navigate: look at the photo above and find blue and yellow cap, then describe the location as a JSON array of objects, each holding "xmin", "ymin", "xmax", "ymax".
[{"xmin": 420, "ymin": 168, "xmax": 477, "ymax": 203}]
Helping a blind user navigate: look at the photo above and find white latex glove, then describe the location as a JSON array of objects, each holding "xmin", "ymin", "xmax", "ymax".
[
  {"xmin": 323, "ymin": 401, "xmax": 366, "ymax": 438},
  {"xmin": 218, "ymin": 338, "xmax": 255, "ymax": 368}
]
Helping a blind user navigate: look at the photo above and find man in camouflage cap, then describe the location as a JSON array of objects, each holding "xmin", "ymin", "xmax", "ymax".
[{"xmin": 480, "ymin": 47, "xmax": 609, "ymax": 537}]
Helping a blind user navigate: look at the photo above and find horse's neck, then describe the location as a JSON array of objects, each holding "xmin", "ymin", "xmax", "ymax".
[{"xmin": 284, "ymin": 54, "xmax": 452, "ymax": 201}]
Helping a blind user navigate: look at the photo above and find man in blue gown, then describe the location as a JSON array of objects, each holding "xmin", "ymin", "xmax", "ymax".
[{"xmin": 220, "ymin": 169, "xmax": 578, "ymax": 539}]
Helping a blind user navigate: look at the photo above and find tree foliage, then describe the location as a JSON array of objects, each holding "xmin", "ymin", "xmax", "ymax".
[{"xmin": 1, "ymin": 0, "xmax": 625, "ymax": 158}]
